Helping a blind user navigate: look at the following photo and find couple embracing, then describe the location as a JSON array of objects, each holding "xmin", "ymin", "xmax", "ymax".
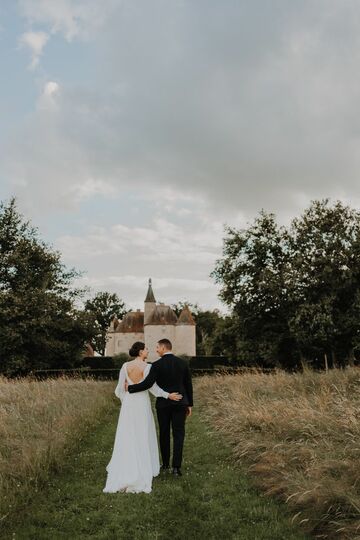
[{"xmin": 103, "ymin": 338, "xmax": 193, "ymax": 494}]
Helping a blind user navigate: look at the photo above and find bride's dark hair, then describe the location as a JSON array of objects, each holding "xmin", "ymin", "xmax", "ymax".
[{"xmin": 129, "ymin": 341, "xmax": 145, "ymax": 358}]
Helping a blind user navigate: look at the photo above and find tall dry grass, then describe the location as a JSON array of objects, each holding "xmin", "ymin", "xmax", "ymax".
[
  {"xmin": 196, "ymin": 368, "xmax": 360, "ymax": 539},
  {"xmin": 0, "ymin": 376, "xmax": 114, "ymax": 526}
]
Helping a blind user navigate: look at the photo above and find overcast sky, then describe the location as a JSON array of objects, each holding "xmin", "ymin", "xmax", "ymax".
[{"xmin": 1, "ymin": 0, "xmax": 360, "ymax": 311}]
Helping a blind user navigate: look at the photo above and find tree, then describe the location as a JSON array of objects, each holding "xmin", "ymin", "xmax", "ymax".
[
  {"xmin": 194, "ymin": 309, "xmax": 224, "ymax": 356},
  {"xmin": 209, "ymin": 314, "xmax": 241, "ymax": 359},
  {"xmin": 0, "ymin": 198, "xmax": 92, "ymax": 375},
  {"xmin": 212, "ymin": 200, "xmax": 360, "ymax": 369},
  {"xmin": 171, "ymin": 301, "xmax": 200, "ymax": 317},
  {"xmin": 212, "ymin": 211, "xmax": 296, "ymax": 368},
  {"xmin": 288, "ymin": 199, "xmax": 360, "ymax": 367},
  {"xmin": 84, "ymin": 292, "xmax": 128, "ymax": 355}
]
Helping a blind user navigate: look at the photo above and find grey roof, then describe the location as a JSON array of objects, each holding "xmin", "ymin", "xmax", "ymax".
[
  {"xmin": 177, "ymin": 306, "xmax": 196, "ymax": 326},
  {"xmin": 145, "ymin": 278, "xmax": 156, "ymax": 303},
  {"xmin": 117, "ymin": 311, "xmax": 144, "ymax": 333},
  {"xmin": 146, "ymin": 304, "xmax": 178, "ymax": 326}
]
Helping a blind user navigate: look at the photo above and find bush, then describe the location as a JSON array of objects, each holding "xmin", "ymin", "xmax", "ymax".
[
  {"xmin": 82, "ymin": 354, "xmax": 130, "ymax": 370},
  {"xmin": 189, "ymin": 356, "xmax": 230, "ymax": 370},
  {"xmin": 112, "ymin": 353, "xmax": 130, "ymax": 368}
]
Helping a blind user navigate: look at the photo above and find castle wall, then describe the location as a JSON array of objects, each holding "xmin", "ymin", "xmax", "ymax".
[
  {"xmin": 105, "ymin": 333, "xmax": 116, "ymax": 357},
  {"xmin": 145, "ymin": 325, "xmax": 176, "ymax": 362},
  {"xmin": 106, "ymin": 326, "xmax": 196, "ymax": 358},
  {"xmin": 175, "ymin": 326, "xmax": 196, "ymax": 357},
  {"xmin": 113, "ymin": 332, "xmax": 145, "ymax": 356}
]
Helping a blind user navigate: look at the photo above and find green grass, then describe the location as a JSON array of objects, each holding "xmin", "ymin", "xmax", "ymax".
[{"xmin": 2, "ymin": 396, "xmax": 309, "ymax": 540}]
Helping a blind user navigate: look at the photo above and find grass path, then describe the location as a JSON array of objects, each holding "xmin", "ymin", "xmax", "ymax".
[{"xmin": 4, "ymin": 396, "xmax": 309, "ymax": 540}]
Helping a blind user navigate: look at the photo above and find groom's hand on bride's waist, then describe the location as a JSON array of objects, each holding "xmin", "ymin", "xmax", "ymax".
[
  {"xmin": 168, "ymin": 392, "xmax": 183, "ymax": 401},
  {"xmin": 124, "ymin": 381, "xmax": 129, "ymax": 392}
]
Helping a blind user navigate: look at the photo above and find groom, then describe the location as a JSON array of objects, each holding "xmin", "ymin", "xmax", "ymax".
[{"xmin": 127, "ymin": 338, "xmax": 193, "ymax": 476}]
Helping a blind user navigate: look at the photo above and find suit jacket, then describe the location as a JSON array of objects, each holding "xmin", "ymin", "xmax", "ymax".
[{"xmin": 127, "ymin": 353, "xmax": 193, "ymax": 409}]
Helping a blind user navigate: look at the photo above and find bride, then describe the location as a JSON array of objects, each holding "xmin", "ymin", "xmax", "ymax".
[{"xmin": 103, "ymin": 341, "xmax": 182, "ymax": 494}]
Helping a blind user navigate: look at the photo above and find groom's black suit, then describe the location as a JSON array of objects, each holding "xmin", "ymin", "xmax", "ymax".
[{"xmin": 128, "ymin": 353, "xmax": 193, "ymax": 469}]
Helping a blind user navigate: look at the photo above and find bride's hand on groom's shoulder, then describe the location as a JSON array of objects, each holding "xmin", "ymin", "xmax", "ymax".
[{"xmin": 168, "ymin": 392, "xmax": 182, "ymax": 401}]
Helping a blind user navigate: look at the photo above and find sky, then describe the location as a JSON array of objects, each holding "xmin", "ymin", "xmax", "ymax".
[{"xmin": 1, "ymin": 0, "xmax": 360, "ymax": 312}]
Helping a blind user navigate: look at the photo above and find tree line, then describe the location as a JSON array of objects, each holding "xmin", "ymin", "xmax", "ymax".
[
  {"xmin": 1, "ymin": 197, "xmax": 359, "ymax": 375},
  {"xmin": 0, "ymin": 199, "xmax": 126, "ymax": 375},
  {"xmin": 212, "ymin": 199, "xmax": 360, "ymax": 369}
]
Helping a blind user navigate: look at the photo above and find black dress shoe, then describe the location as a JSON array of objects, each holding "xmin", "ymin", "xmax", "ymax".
[
  {"xmin": 172, "ymin": 467, "xmax": 182, "ymax": 476},
  {"xmin": 161, "ymin": 465, "xmax": 170, "ymax": 472}
]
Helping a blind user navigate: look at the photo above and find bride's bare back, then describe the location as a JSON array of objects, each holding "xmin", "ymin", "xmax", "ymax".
[
  {"xmin": 126, "ymin": 360, "xmax": 146, "ymax": 384},
  {"xmin": 124, "ymin": 358, "xmax": 182, "ymax": 402}
]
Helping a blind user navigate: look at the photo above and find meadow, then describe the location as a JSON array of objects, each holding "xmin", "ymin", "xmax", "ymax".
[
  {"xmin": 196, "ymin": 367, "xmax": 360, "ymax": 539},
  {"xmin": 0, "ymin": 378, "xmax": 307, "ymax": 540},
  {"xmin": 1, "ymin": 369, "xmax": 358, "ymax": 539},
  {"xmin": 0, "ymin": 376, "xmax": 113, "ymax": 527}
]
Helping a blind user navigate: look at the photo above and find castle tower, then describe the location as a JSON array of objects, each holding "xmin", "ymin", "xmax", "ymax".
[
  {"xmin": 144, "ymin": 278, "xmax": 156, "ymax": 325},
  {"xmin": 144, "ymin": 303, "xmax": 178, "ymax": 362},
  {"xmin": 175, "ymin": 305, "xmax": 196, "ymax": 357},
  {"xmin": 104, "ymin": 279, "xmax": 196, "ymax": 360}
]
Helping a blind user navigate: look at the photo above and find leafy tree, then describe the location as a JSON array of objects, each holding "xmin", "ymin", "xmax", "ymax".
[
  {"xmin": 171, "ymin": 301, "xmax": 200, "ymax": 317},
  {"xmin": 212, "ymin": 200, "xmax": 360, "ymax": 369},
  {"xmin": 0, "ymin": 198, "xmax": 92, "ymax": 375},
  {"xmin": 288, "ymin": 199, "xmax": 360, "ymax": 367},
  {"xmin": 194, "ymin": 309, "xmax": 224, "ymax": 355},
  {"xmin": 84, "ymin": 292, "xmax": 128, "ymax": 355},
  {"xmin": 209, "ymin": 314, "xmax": 241, "ymax": 359},
  {"xmin": 212, "ymin": 211, "xmax": 296, "ymax": 368}
]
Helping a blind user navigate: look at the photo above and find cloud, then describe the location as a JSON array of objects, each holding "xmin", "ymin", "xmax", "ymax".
[
  {"xmin": 19, "ymin": 30, "xmax": 48, "ymax": 69},
  {"xmin": 57, "ymin": 214, "xmax": 223, "ymax": 264},
  {"xmin": 77, "ymin": 273, "xmax": 221, "ymax": 313},
  {"xmin": 17, "ymin": 0, "xmax": 118, "ymax": 41},
  {"xmin": 8, "ymin": 0, "xmax": 360, "ymax": 221},
  {"xmin": 69, "ymin": 178, "xmax": 117, "ymax": 203},
  {"xmin": 54, "ymin": 205, "xmax": 227, "ymax": 310},
  {"xmin": 5, "ymin": 1, "xmax": 360, "ymax": 311},
  {"xmin": 43, "ymin": 81, "xmax": 59, "ymax": 97},
  {"xmin": 36, "ymin": 81, "xmax": 60, "ymax": 110}
]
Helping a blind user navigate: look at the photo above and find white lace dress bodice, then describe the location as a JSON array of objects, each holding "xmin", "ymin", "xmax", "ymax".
[{"xmin": 103, "ymin": 361, "xmax": 169, "ymax": 494}]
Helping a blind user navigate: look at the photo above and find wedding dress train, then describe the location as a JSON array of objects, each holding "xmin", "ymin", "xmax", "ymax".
[{"xmin": 103, "ymin": 362, "xmax": 168, "ymax": 494}]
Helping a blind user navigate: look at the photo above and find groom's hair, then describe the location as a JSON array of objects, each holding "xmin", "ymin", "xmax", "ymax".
[{"xmin": 158, "ymin": 338, "xmax": 172, "ymax": 350}]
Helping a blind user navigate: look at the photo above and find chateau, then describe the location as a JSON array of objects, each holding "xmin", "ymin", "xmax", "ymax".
[{"xmin": 105, "ymin": 279, "xmax": 196, "ymax": 362}]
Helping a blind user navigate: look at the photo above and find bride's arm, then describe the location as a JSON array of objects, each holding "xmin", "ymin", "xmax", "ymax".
[
  {"xmin": 114, "ymin": 364, "xmax": 126, "ymax": 402},
  {"xmin": 130, "ymin": 365, "xmax": 182, "ymax": 401},
  {"xmin": 143, "ymin": 364, "xmax": 169, "ymax": 398},
  {"xmin": 149, "ymin": 382, "xmax": 182, "ymax": 401},
  {"xmin": 148, "ymin": 382, "xmax": 169, "ymax": 399}
]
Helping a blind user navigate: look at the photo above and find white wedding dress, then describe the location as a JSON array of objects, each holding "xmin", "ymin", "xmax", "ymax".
[{"xmin": 103, "ymin": 361, "xmax": 169, "ymax": 494}]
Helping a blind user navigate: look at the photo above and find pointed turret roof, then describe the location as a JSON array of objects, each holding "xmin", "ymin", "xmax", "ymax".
[
  {"xmin": 147, "ymin": 304, "xmax": 178, "ymax": 325},
  {"xmin": 145, "ymin": 278, "xmax": 156, "ymax": 303},
  {"xmin": 177, "ymin": 305, "xmax": 196, "ymax": 326}
]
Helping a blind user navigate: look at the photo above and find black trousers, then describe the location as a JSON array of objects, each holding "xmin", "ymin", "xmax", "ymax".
[{"xmin": 156, "ymin": 404, "xmax": 187, "ymax": 468}]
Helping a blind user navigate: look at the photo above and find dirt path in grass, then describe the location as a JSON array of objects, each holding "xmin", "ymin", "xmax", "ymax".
[{"xmin": 3, "ymin": 395, "xmax": 309, "ymax": 540}]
